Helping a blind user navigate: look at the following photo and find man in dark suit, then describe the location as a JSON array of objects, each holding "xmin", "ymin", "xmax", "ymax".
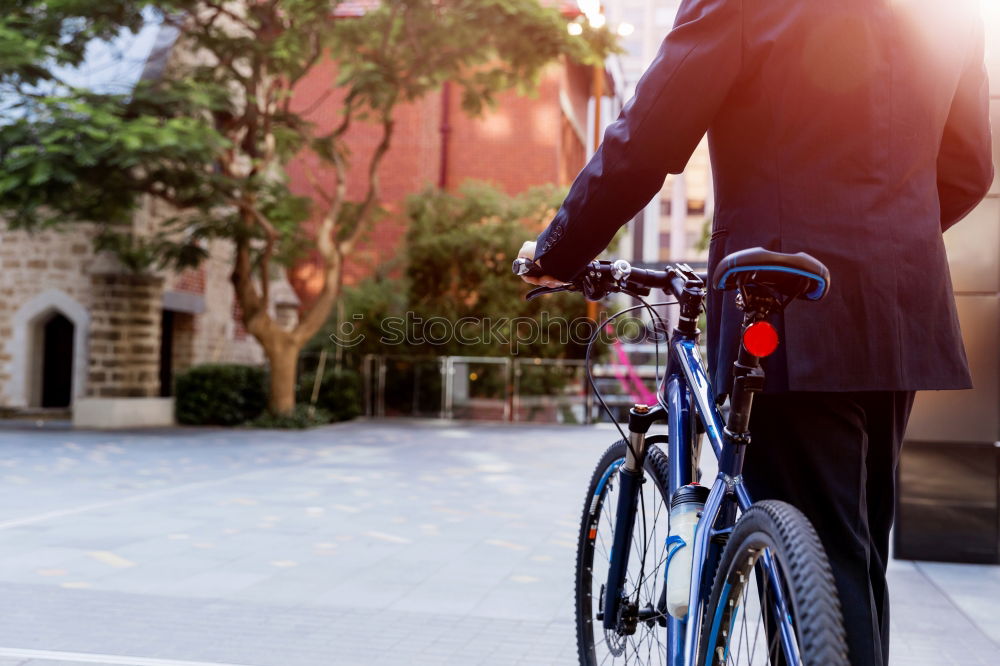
[{"xmin": 518, "ymin": 1, "xmax": 993, "ymax": 664}]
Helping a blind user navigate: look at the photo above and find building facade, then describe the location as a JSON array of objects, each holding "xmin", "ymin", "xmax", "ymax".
[
  {"xmin": 0, "ymin": 213, "xmax": 273, "ymax": 417},
  {"xmin": 0, "ymin": 1, "xmax": 596, "ymax": 423},
  {"xmin": 0, "ymin": 17, "xmax": 286, "ymax": 420}
]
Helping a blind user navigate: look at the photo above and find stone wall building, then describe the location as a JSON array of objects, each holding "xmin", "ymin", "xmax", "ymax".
[{"xmin": 0, "ymin": 217, "xmax": 277, "ymax": 419}]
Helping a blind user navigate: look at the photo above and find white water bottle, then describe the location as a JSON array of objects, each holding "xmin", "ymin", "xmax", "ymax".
[{"xmin": 665, "ymin": 484, "xmax": 710, "ymax": 619}]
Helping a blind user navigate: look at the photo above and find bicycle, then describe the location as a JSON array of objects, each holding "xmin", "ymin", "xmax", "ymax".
[{"xmin": 513, "ymin": 247, "xmax": 848, "ymax": 666}]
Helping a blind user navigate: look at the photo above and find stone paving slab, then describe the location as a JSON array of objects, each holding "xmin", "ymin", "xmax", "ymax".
[
  {"xmin": 0, "ymin": 420, "xmax": 994, "ymax": 665},
  {"xmin": 0, "ymin": 582, "xmax": 577, "ymax": 665}
]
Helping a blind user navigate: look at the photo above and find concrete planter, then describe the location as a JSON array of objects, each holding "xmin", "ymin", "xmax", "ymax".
[{"xmin": 73, "ymin": 397, "xmax": 175, "ymax": 429}]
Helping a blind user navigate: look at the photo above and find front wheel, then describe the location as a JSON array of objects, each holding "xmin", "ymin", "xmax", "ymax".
[
  {"xmin": 698, "ymin": 500, "xmax": 849, "ymax": 666},
  {"xmin": 575, "ymin": 440, "xmax": 672, "ymax": 665}
]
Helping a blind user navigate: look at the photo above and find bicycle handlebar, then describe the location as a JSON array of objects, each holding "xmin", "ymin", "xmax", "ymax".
[{"xmin": 512, "ymin": 257, "xmax": 704, "ymax": 304}]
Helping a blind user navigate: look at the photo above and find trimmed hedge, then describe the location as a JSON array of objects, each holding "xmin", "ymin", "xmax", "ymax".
[{"xmin": 174, "ymin": 364, "xmax": 268, "ymax": 426}]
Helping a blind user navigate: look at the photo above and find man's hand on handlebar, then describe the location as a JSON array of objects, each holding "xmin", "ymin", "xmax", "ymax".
[
  {"xmin": 513, "ymin": 248, "xmax": 707, "ymax": 307},
  {"xmin": 516, "ymin": 241, "xmax": 568, "ymax": 288}
]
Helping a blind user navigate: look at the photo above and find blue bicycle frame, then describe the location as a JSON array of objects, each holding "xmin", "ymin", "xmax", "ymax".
[{"xmin": 601, "ymin": 320, "xmax": 801, "ymax": 666}]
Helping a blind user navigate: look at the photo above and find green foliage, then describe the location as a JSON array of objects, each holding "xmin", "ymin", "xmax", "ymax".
[
  {"xmin": 174, "ymin": 361, "xmax": 358, "ymax": 427},
  {"xmin": 305, "ymin": 182, "xmax": 599, "ymax": 405},
  {"xmin": 174, "ymin": 364, "xmax": 268, "ymax": 426},
  {"xmin": 0, "ymin": 90, "xmax": 229, "ymax": 229},
  {"xmin": 313, "ymin": 182, "xmax": 593, "ymax": 373},
  {"xmin": 248, "ymin": 404, "xmax": 333, "ymax": 429},
  {"xmin": 305, "ymin": 273, "xmax": 407, "ymax": 359},
  {"xmin": 402, "ymin": 181, "xmax": 590, "ymax": 359},
  {"xmin": 332, "ymin": 0, "xmax": 611, "ymax": 115},
  {"xmin": 0, "ymin": 1, "xmax": 614, "ymax": 272},
  {"xmin": 1, "ymin": 0, "xmax": 617, "ymax": 414},
  {"xmin": 296, "ymin": 367, "xmax": 362, "ymax": 422}
]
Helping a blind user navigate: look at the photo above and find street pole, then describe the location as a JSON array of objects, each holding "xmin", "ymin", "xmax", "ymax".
[
  {"xmin": 589, "ymin": 5, "xmax": 605, "ymax": 325},
  {"xmin": 581, "ymin": 1, "xmax": 608, "ymax": 423}
]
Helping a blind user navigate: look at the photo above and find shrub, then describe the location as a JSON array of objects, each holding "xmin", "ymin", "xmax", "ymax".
[
  {"xmin": 248, "ymin": 405, "xmax": 332, "ymax": 429},
  {"xmin": 402, "ymin": 182, "xmax": 589, "ymax": 359},
  {"xmin": 296, "ymin": 367, "xmax": 362, "ymax": 422},
  {"xmin": 175, "ymin": 364, "xmax": 268, "ymax": 426}
]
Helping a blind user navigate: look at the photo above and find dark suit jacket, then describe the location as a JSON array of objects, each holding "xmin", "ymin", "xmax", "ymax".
[{"xmin": 534, "ymin": 0, "xmax": 994, "ymax": 394}]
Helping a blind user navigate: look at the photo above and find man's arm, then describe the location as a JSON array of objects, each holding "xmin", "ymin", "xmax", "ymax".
[
  {"xmin": 532, "ymin": 0, "xmax": 744, "ymax": 281},
  {"xmin": 938, "ymin": 13, "xmax": 993, "ymax": 232}
]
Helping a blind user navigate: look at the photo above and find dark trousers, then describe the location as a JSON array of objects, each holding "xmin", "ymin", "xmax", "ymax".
[{"xmin": 742, "ymin": 390, "xmax": 916, "ymax": 666}]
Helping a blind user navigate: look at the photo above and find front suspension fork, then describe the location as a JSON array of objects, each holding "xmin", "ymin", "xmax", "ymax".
[{"xmin": 602, "ymin": 403, "xmax": 664, "ymax": 631}]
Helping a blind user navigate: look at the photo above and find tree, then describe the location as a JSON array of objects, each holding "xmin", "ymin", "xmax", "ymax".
[
  {"xmin": 306, "ymin": 182, "xmax": 596, "ymax": 415},
  {"xmin": 0, "ymin": 1, "xmax": 613, "ymax": 413},
  {"xmin": 317, "ymin": 181, "xmax": 593, "ymax": 359},
  {"xmin": 403, "ymin": 182, "xmax": 591, "ymax": 358}
]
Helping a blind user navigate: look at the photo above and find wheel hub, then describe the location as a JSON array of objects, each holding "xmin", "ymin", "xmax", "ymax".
[{"xmin": 616, "ymin": 598, "xmax": 639, "ymax": 636}]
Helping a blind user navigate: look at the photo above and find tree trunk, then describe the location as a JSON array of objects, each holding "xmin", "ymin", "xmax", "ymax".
[
  {"xmin": 231, "ymin": 225, "xmax": 342, "ymax": 418},
  {"xmin": 265, "ymin": 339, "xmax": 300, "ymax": 415}
]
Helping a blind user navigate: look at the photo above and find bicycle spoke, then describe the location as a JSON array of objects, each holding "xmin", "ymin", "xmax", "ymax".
[
  {"xmin": 768, "ymin": 617, "xmax": 781, "ymax": 664},
  {"xmin": 634, "ymin": 546, "xmax": 670, "ymax": 595},
  {"xmin": 635, "ymin": 478, "xmax": 650, "ymax": 603},
  {"xmin": 642, "ymin": 488, "xmax": 666, "ymax": 600},
  {"xmin": 741, "ymin": 574, "xmax": 751, "ymax": 663},
  {"xmin": 758, "ymin": 555, "xmax": 769, "ymax": 665},
  {"xmin": 597, "ymin": 529, "xmax": 612, "ymax": 563},
  {"xmin": 750, "ymin": 571, "xmax": 771, "ymax": 663}
]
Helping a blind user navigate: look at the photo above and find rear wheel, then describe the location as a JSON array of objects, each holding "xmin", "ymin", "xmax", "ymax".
[
  {"xmin": 575, "ymin": 440, "xmax": 672, "ymax": 665},
  {"xmin": 697, "ymin": 500, "xmax": 848, "ymax": 666}
]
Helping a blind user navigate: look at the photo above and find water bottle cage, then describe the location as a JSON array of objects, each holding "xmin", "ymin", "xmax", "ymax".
[{"xmin": 662, "ymin": 534, "xmax": 687, "ymax": 581}]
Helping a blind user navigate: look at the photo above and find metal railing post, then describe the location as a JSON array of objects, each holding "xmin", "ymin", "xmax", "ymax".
[
  {"xmin": 512, "ymin": 359, "xmax": 521, "ymax": 423},
  {"xmin": 361, "ymin": 354, "xmax": 373, "ymax": 417},
  {"xmin": 438, "ymin": 357, "xmax": 448, "ymax": 419},
  {"xmin": 446, "ymin": 357, "xmax": 455, "ymax": 419},
  {"xmin": 503, "ymin": 358, "xmax": 513, "ymax": 422},
  {"xmin": 376, "ymin": 356, "xmax": 387, "ymax": 418}
]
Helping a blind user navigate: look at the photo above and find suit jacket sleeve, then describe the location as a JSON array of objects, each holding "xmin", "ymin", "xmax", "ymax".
[
  {"xmin": 937, "ymin": 13, "xmax": 994, "ymax": 232},
  {"xmin": 534, "ymin": 0, "xmax": 744, "ymax": 280}
]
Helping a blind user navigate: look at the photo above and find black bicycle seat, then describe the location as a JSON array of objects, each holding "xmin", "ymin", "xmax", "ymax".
[{"xmin": 713, "ymin": 247, "xmax": 830, "ymax": 301}]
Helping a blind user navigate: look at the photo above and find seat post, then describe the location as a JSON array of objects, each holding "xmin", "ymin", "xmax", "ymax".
[{"xmin": 726, "ymin": 315, "xmax": 767, "ymax": 440}]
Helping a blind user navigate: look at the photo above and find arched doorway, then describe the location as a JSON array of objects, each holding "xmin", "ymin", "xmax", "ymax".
[
  {"xmin": 40, "ymin": 313, "xmax": 75, "ymax": 408},
  {"xmin": 10, "ymin": 290, "xmax": 90, "ymax": 409}
]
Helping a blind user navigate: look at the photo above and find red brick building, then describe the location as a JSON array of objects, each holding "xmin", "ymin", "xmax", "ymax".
[{"xmin": 285, "ymin": 1, "xmax": 595, "ymax": 300}]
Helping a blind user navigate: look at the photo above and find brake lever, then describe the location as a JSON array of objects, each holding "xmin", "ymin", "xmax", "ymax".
[
  {"xmin": 525, "ymin": 285, "xmax": 575, "ymax": 301},
  {"xmin": 621, "ymin": 284, "xmax": 652, "ymax": 299}
]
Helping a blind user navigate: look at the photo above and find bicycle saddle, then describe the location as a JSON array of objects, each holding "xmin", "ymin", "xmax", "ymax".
[{"xmin": 713, "ymin": 247, "xmax": 830, "ymax": 301}]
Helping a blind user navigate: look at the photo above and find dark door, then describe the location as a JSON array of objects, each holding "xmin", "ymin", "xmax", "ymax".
[
  {"xmin": 41, "ymin": 313, "xmax": 74, "ymax": 408},
  {"xmin": 895, "ymin": 441, "xmax": 1000, "ymax": 563},
  {"xmin": 159, "ymin": 310, "xmax": 174, "ymax": 397}
]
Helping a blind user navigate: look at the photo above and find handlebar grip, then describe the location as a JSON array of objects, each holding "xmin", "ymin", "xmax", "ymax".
[{"xmin": 512, "ymin": 257, "xmax": 546, "ymax": 278}]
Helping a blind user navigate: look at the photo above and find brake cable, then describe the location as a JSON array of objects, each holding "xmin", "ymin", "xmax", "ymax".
[{"xmin": 585, "ymin": 299, "xmax": 678, "ymax": 445}]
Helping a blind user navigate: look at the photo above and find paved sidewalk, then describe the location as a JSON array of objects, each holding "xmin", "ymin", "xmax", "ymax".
[{"xmin": 0, "ymin": 420, "xmax": 994, "ymax": 665}]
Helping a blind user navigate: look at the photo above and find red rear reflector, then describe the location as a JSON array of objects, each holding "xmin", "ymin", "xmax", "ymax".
[{"xmin": 743, "ymin": 321, "xmax": 779, "ymax": 357}]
